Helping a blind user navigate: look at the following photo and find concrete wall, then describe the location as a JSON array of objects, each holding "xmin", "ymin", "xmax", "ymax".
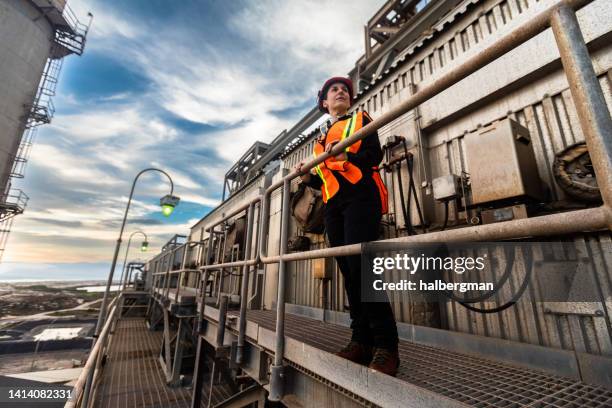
[{"xmin": 0, "ymin": 0, "xmax": 53, "ymax": 194}]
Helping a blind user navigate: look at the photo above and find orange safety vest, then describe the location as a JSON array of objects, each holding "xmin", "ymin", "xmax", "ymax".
[{"xmin": 313, "ymin": 111, "xmax": 388, "ymax": 213}]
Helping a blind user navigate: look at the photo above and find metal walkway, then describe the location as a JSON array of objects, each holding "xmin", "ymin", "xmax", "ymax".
[
  {"xmin": 93, "ymin": 318, "xmax": 191, "ymax": 408},
  {"xmin": 224, "ymin": 309, "xmax": 612, "ymax": 407}
]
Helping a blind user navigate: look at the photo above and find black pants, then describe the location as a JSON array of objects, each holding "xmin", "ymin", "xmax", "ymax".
[{"xmin": 325, "ymin": 197, "xmax": 399, "ymax": 350}]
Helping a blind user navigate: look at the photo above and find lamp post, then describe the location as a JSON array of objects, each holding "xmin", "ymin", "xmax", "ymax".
[
  {"xmin": 118, "ymin": 230, "xmax": 148, "ymax": 290},
  {"xmin": 82, "ymin": 168, "xmax": 179, "ymax": 407}
]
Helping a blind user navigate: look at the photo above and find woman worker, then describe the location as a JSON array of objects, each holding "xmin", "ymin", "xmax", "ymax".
[{"xmin": 295, "ymin": 77, "xmax": 400, "ymax": 376}]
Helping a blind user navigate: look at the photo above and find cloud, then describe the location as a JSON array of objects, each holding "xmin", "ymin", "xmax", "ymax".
[
  {"xmin": 5, "ymin": 0, "xmax": 384, "ymax": 271},
  {"xmin": 232, "ymin": 0, "xmax": 382, "ymax": 82}
]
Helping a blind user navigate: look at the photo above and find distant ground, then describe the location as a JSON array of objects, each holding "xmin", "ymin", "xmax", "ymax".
[
  {"xmin": 0, "ymin": 281, "xmax": 109, "ymax": 320},
  {"xmin": 0, "ymin": 349, "xmax": 88, "ymax": 374}
]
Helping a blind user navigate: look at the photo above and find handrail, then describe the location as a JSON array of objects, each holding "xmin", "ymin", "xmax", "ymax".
[{"xmin": 66, "ymin": 296, "xmax": 119, "ymax": 408}]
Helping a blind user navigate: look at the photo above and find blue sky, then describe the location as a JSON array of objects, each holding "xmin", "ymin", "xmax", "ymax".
[{"xmin": 0, "ymin": 0, "xmax": 383, "ymax": 281}]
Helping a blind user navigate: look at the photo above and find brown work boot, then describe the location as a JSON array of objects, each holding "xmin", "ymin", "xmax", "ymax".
[
  {"xmin": 336, "ymin": 341, "xmax": 373, "ymax": 365},
  {"xmin": 369, "ymin": 347, "xmax": 400, "ymax": 377}
]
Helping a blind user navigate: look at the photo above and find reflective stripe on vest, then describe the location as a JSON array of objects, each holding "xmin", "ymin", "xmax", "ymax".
[
  {"xmin": 341, "ymin": 113, "xmax": 358, "ymax": 152},
  {"xmin": 312, "ymin": 111, "xmax": 388, "ymax": 213},
  {"xmin": 313, "ymin": 112, "xmax": 366, "ymax": 202}
]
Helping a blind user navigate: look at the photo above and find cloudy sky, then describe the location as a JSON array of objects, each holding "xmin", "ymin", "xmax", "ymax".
[{"xmin": 0, "ymin": 0, "xmax": 384, "ymax": 280}]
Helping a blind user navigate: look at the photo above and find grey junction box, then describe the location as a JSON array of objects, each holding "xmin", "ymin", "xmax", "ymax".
[
  {"xmin": 432, "ymin": 174, "xmax": 462, "ymax": 202},
  {"xmin": 463, "ymin": 118, "xmax": 544, "ymax": 205}
]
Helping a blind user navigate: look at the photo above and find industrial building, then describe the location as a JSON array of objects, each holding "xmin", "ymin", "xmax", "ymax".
[
  {"xmin": 0, "ymin": 0, "xmax": 90, "ymax": 261},
  {"xmin": 70, "ymin": 0, "xmax": 612, "ymax": 407}
]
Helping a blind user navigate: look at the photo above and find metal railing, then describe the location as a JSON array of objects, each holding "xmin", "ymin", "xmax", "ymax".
[
  {"xmin": 0, "ymin": 189, "xmax": 29, "ymax": 220},
  {"xmin": 65, "ymin": 296, "xmax": 119, "ymax": 408},
  {"xmin": 53, "ymin": 2, "xmax": 91, "ymax": 56},
  {"xmin": 193, "ymin": 0, "xmax": 612, "ymax": 402},
  {"xmin": 150, "ymin": 240, "xmax": 209, "ymax": 306}
]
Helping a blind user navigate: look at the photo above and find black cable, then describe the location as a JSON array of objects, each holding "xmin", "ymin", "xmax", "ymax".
[
  {"xmin": 396, "ymin": 160, "xmax": 415, "ymax": 235},
  {"xmin": 442, "ymin": 200, "xmax": 449, "ymax": 231},
  {"xmin": 440, "ymin": 245, "xmax": 516, "ymax": 304},
  {"xmin": 402, "ymin": 139, "xmax": 426, "ymax": 230},
  {"xmin": 455, "ymin": 246, "xmax": 533, "ymax": 314}
]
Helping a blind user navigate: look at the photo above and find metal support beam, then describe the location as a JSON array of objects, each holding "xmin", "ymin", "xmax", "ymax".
[
  {"xmin": 162, "ymin": 308, "xmax": 172, "ymax": 379},
  {"xmin": 214, "ymin": 384, "xmax": 266, "ymax": 408},
  {"xmin": 237, "ymin": 202, "xmax": 255, "ymax": 364},
  {"xmin": 190, "ymin": 337, "xmax": 208, "ymax": 408},
  {"xmin": 216, "ymin": 295, "xmax": 229, "ymax": 352},
  {"xmin": 168, "ymin": 319, "xmax": 186, "ymax": 386}
]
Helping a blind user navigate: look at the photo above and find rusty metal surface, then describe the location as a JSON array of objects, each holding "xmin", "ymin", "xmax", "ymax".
[
  {"xmin": 240, "ymin": 309, "xmax": 612, "ymax": 407},
  {"xmin": 93, "ymin": 318, "xmax": 191, "ymax": 408}
]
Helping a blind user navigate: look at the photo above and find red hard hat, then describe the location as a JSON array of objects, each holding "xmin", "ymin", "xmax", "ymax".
[{"xmin": 317, "ymin": 77, "xmax": 354, "ymax": 113}]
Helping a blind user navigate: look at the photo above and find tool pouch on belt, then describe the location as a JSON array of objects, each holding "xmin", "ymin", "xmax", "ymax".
[
  {"xmin": 291, "ymin": 183, "xmax": 325, "ymax": 234},
  {"xmin": 288, "ymin": 235, "xmax": 311, "ymax": 251}
]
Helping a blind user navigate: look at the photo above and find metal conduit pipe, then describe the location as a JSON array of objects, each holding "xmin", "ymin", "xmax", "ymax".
[
  {"xmin": 269, "ymin": 179, "xmax": 291, "ymax": 401},
  {"xmin": 198, "ymin": 228, "xmax": 215, "ymax": 334},
  {"xmin": 216, "ymin": 227, "xmax": 229, "ymax": 305},
  {"xmin": 256, "ymin": 186, "xmax": 271, "ymax": 262},
  {"xmin": 236, "ymin": 201, "xmax": 255, "ymax": 364},
  {"xmin": 264, "ymin": 206, "xmax": 607, "ymax": 262},
  {"xmin": 198, "ymin": 270, "xmax": 210, "ymax": 334},
  {"xmin": 216, "ymin": 295, "xmax": 229, "ymax": 352}
]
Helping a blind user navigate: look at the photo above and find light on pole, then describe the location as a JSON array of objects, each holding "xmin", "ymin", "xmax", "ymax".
[
  {"xmin": 160, "ymin": 194, "xmax": 180, "ymax": 217},
  {"xmin": 118, "ymin": 230, "xmax": 148, "ymax": 291},
  {"xmin": 82, "ymin": 168, "xmax": 180, "ymax": 407}
]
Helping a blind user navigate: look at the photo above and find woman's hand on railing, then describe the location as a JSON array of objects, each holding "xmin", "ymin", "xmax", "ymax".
[
  {"xmin": 295, "ymin": 161, "xmax": 312, "ymax": 183},
  {"xmin": 325, "ymin": 141, "xmax": 347, "ymax": 161}
]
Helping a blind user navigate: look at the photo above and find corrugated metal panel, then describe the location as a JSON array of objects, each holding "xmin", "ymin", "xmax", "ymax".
[
  {"xmin": 443, "ymin": 234, "xmax": 612, "ymax": 356},
  {"xmin": 278, "ymin": 3, "xmax": 612, "ymax": 355},
  {"xmin": 412, "ymin": 73, "xmax": 611, "ymax": 353}
]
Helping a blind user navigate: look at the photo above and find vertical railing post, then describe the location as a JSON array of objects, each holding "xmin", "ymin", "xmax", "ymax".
[
  {"xmin": 217, "ymin": 227, "xmax": 228, "ymax": 305},
  {"xmin": 176, "ymin": 244, "xmax": 187, "ymax": 303},
  {"xmin": 237, "ymin": 202, "xmax": 255, "ymax": 364},
  {"xmin": 550, "ymin": 5, "xmax": 612, "ymax": 222},
  {"xmin": 269, "ymin": 177, "xmax": 291, "ymax": 401},
  {"xmin": 191, "ymin": 228, "xmax": 214, "ymax": 408}
]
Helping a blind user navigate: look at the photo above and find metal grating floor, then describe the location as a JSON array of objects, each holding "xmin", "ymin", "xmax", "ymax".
[
  {"xmin": 93, "ymin": 318, "xmax": 191, "ymax": 408},
  {"xmin": 238, "ymin": 309, "xmax": 612, "ymax": 408}
]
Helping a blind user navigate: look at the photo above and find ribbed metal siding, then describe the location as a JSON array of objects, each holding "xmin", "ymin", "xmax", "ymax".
[
  {"xmin": 277, "ymin": 0, "xmax": 612, "ymax": 355},
  {"xmin": 436, "ymin": 74, "xmax": 612, "ymax": 356}
]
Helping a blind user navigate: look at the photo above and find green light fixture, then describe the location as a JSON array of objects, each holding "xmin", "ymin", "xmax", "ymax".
[
  {"xmin": 160, "ymin": 194, "xmax": 180, "ymax": 217},
  {"xmin": 141, "ymin": 241, "xmax": 149, "ymax": 252}
]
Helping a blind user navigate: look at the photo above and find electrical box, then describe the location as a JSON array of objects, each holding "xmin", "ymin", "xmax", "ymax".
[
  {"xmin": 464, "ymin": 119, "xmax": 543, "ymax": 205},
  {"xmin": 433, "ymin": 174, "xmax": 462, "ymax": 201}
]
